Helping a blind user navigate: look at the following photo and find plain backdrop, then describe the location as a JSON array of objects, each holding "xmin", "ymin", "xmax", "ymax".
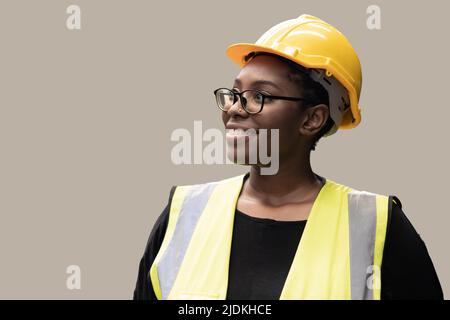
[{"xmin": 0, "ymin": 0, "xmax": 448, "ymax": 299}]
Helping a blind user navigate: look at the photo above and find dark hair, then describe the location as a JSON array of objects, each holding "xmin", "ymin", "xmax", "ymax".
[{"xmin": 244, "ymin": 51, "xmax": 335, "ymax": 151}]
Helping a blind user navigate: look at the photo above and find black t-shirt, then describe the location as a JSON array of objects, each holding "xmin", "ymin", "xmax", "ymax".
[{"xmin": 133, "ymin": 177, "xmax": 444, "ymax": 300}]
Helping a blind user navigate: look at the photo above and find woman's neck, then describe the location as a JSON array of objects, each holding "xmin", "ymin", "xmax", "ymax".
[{"xmin": 243, "ymin": 156, "xmax": 324, "ymax": 206}]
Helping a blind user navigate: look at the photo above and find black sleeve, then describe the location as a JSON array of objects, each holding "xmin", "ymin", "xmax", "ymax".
[
  {"xmin": 132, "ymin": 186, "xmax": 174, "ymax": 300},
  {"xmin": 381, "ymin": 196, "xmax": 444, "ymax": 300}
]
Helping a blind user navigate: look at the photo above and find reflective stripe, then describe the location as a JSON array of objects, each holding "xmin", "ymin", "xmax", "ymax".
[
  {"xmin": 373, "ymin": 195, "xmax": 388, "ymax": 300},
  {"xmin": 157, "ymin": 182, "xmax": 217, "ymax": 299},
  {"xmin": 348, "ymin": 190, "xmax": 377, "ymax": 300}
]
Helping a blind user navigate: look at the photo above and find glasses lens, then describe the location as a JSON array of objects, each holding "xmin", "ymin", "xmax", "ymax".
[
  {"xmin": 215, "ymin": 89, "xmax": 235, "ymax": 111},
  {"xmin": 242, "ymin": 90, "xmax": 263, "ymax": 113}
]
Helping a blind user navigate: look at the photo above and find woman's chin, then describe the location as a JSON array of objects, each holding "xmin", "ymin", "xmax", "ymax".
[{"xmin": 226, "ymin": 146, "xmax": 260, "ymax": 165}]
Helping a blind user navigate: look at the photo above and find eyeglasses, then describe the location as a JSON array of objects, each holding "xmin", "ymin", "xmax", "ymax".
[{"xmin": 213, "ymin": 87, "xmax": 311, "ymax": 114}]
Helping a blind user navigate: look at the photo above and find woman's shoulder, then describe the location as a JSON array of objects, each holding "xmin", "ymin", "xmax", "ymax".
[
  {"xmin": 323, "ymin": 177, "xmax": 391, "ymax": 199},
  {"xmin": 382, "ymin": 195, "xmax": 444, "ymax": 299},
  {"xmin": 171, "ymin": 172, "xmax": 249, "ymax": 190}
]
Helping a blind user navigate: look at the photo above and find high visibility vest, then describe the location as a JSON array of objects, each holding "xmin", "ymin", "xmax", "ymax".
[{"xmin": 150, "ymin": 173, "xmax": 389, "ymax": 300}]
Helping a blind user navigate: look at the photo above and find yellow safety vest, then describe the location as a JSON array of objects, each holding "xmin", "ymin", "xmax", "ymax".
[{"xmin": 150, "ymin": 173, "xmax": 389, "ymax": 300}]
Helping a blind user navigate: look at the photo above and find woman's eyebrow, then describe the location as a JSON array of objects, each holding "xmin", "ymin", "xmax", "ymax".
[{"xmin": 233, "ymin": 78, "xmax": 282, "ymax": 91}]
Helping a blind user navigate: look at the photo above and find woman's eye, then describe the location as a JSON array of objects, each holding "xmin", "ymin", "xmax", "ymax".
[
  {"xmin": 253, "ymin": 93, "xmax": 263, "ymax": 102},
  {"xmin": 262, "ymin": 95, "xmax": 273, "ymax": 103}
]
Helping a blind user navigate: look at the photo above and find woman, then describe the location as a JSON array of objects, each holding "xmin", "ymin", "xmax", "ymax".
[{"xmin": 134, "ymin": 14, "xmax": 443, "ymax": 300}]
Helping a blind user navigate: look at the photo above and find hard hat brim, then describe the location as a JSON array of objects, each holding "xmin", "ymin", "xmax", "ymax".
[{"xmin": 226, "ymin": 43, "xmax": 306, "ymax": 69}]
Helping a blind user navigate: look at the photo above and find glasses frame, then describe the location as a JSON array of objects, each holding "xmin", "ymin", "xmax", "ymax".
[{"xmin": 213, "ymin": 87, "xmax": 312, "ymax": 114}]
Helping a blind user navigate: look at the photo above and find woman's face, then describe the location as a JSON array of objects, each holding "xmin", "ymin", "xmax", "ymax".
[{"xmin": 221, "ymin": 54, "xmax": 316, "ymax": 165}]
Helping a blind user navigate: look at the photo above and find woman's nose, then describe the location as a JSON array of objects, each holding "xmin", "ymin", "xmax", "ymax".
[{"xmin": 226, "ymin": 97, "xmax": 248, "ymax": 118}]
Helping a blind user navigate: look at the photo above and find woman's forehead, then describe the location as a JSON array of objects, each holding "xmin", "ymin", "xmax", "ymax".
[{"xmin": 235, "ymin": 56, "xmax": 293, "ymax": 91}]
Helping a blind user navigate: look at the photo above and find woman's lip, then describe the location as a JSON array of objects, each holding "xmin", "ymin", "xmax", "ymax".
[
  {"xmin": 225, "ymin": 129, "xmax": 259, "ymax": 144},
  {"xmin": 225, "ymin": 124, "xmax": 259, "ymax": 131},
  {"xmin": 225, "ymin": 128, "xmax": 259, "ymax": 137},
  {"xmin": 225, "ymin": 127, "xmax": 259, "ymax": 133}
]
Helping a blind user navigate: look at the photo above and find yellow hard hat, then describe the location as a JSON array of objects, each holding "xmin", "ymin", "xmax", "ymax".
[{"xmin": 226, "ymin": 14, "xmax": 362, "ymax": 130}]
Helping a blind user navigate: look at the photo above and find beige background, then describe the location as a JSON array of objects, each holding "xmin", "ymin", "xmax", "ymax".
[{"xmin": 0, "ymin": 0, "xmax": 448, "ymax": 299}]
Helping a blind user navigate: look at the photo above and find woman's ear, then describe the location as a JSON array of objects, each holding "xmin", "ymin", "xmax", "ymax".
[{"xmin": 298, "ymin": 104, "xmax": 330, "ymax": 137}]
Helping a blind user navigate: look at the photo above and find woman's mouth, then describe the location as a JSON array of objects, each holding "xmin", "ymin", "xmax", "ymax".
[{"xmin": 226, "ymin": 128, "xmax": 258, "ymax": 137}]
